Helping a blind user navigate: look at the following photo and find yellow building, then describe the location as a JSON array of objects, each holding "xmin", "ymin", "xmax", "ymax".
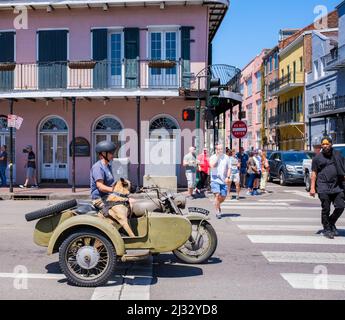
[{"xmin": 275, "ymin": 35, "xmax": 306, "ymax": 150}]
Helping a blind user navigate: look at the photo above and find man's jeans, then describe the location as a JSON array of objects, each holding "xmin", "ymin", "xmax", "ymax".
[{"xmin": 0, "ymin": 167, "xmax": 6, "ymax": 187}]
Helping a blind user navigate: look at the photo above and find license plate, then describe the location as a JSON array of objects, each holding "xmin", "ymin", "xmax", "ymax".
[{"xmin": 188, "ymin": 207, "xmax": 210, "ymax": 216}]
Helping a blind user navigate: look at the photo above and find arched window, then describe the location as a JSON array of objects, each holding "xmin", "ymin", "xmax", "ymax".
[
  {"xmin": 39, "ymin": 117, "xmax": 68, "ymax": 181},
  {"xmin": 0, "ymin": 115, "xmax": 16, "ymax": 164},
  {"xmin": 150, "ymin": 117, "xmax": 178, "ymax": 132},
  {"xmin": 93, "ymin": 116, "xmax": 123, "ymax": 160},
  {"xmin": 40, "ymin": 117, "xmax": 68, "ymax": 132},
  {"xmin": 0, "ymin": 116, "xmax": 8, "ymax": 132}
]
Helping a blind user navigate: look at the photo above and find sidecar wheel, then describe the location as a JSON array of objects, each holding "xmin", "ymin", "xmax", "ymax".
[
  {"xmin": 173, "ymin": 221, "xmax": 217, "ymax": 264},
  {"xmin": 59, "ymin": 229, "xmax": 116, "ymax": 287}
]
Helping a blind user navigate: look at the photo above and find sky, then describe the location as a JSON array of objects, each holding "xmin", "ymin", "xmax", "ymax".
[{"xmin": 213, "ymin": 0, "xmax": 341, "ymax": 69}]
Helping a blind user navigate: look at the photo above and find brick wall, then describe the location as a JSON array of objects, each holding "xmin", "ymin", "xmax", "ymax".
[
  {"xmin": 279, "ymin": 10, "xmax": 338, "ymax": 49},
  {"xmin": 304, "ymin": 34, "xmax": 312, "ymax": 74}
]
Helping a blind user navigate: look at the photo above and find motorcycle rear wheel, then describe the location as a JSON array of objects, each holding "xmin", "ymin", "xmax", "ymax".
[{"xmin": 173, "ymin": 221, "xmax": 217, "ymax": 264}]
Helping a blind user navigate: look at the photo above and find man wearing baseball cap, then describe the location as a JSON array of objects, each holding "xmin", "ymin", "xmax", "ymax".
[{"xmin": 310, "ymin": 136, "xmax": 345, "ymax": 239}]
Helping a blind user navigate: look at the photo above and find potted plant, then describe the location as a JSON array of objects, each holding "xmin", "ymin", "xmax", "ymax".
[
  {"xmin": 68, "ymin": 60, "xmax": 97, "ymax": 70},
  {"xmin": 148, "ymin": 60, "xmax": 176, "ymax": 69},
  {"xmin": 0, "ymin": 62, "xmax": 16, "ymax": 71}
]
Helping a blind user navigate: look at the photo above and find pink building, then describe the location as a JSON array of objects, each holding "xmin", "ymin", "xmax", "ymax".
[
  {"xmin": 227, "ymin": 49, "xmax": 269, "ymax": 151},
  {"xmin": 0, "ymin": 0, "xmax": 229, "ymax": 188}
]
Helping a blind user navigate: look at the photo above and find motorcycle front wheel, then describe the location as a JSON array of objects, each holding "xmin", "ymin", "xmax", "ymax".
[{"xmin": 173, "ymin": 221, "xmax": 217, "ymax": 264}]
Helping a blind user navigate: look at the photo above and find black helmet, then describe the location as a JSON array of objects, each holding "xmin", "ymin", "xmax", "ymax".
[{"xmin": 95, "ymin": 141, "xmax": 116, "ymax": 154}]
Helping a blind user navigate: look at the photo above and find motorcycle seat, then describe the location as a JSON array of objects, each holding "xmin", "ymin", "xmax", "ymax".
[
  {"xmin": 131, "ymin": 200, "xmax": 163, "ymax": 217},
  {"xmin": 75, "ymin": 204, "xmax": 97, "ymax": 215}
]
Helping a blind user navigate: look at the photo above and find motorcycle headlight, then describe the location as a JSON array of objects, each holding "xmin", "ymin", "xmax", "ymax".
[{"xmin": 286, "ymin": 165, "xmax": 296, "ymax": 172}]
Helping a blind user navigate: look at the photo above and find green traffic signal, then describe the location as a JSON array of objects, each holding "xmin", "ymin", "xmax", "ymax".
[
  {"xmin": 208, "ymin": 78, "xmax": 221, "ymax": 108},
  {"xmin": 210, "ymin": 96, "xmax": 220, "ymax": 107}
]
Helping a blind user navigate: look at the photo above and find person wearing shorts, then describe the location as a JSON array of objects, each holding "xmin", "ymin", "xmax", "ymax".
[
  {"xmin": 227, "ymin": 149, "xmax": 241, "ymax": 200},
  {"xmin": 183, "ymin": 147, "xmax": 198, "ymax": 199},
  {"xmin": 210, "ymin": 144, "xmax": 231, "ymax": 219},
  {"xmin": 20, "ymin": 145, "xmax": 39, "ymax": 189}
]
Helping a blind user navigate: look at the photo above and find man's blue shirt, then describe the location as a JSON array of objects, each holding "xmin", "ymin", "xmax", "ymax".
[{"xmin": 90, "ymin": 160, "xmax": 115, "ymax": 199}]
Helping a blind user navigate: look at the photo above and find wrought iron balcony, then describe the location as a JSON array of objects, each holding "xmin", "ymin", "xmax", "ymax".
[
  {"xmin": 268, "ymin": 72, "xmax": 304, "ymax": 96},
  {"xmin": 323, "ymin": 45, "xmax": 345, "ymax": 71},
  {"xmin": 308, "ymin": 96, "xmax": 345, "ymax": 117},
  {"xmin": 277, "ymin": 112, "xmax": 304, "ymax": 125},
  {"xmin": 0, "ymin": 59, "xmax": 188, "ymax": 93}
]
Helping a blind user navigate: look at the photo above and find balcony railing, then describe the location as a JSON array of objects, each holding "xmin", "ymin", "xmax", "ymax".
[
  {"xmin": 309, "ymin": 96, "xmax": 345, "ymax": 116},
  {"xmin": 323, "ymin": 45, "xmax": 345, "ymax": 71},
  {"xmin": 268, "ymin": 71, "xmax": 304, "ymax": 95},
  {"xmin": 277, "ymin": 112, "xmax": 304, "ymax": 125},
  {"xmin": 0, "ymin": 59, "xmax": 188, "ymax": 92}
]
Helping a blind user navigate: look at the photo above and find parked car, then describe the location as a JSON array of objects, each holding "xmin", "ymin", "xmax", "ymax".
[
  {"xmin": 269, "ymin": 151, "xmax": 315, "ymax": 186},
  {"xmin": 333, "ymin": 144, "xmax": 345, "ymax": 157},
  {"xmin": 304, "ymin": 144, "xmax": 345, "ymax": 191}
]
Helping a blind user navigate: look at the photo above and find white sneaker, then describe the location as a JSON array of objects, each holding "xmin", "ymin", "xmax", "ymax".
[{"xmin": 216, "ymin": 211, "xmax": 222, "ymax": 219}]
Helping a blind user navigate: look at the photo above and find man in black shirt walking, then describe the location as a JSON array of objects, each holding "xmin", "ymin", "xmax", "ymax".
[{"xmin": 310, "ymin": 137, "xmax": 345, "ymax": 239}]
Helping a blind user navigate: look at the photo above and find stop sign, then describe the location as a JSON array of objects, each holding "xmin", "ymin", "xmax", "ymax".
[{"xmin": 231, "ymin": 121, "xmax": 248, "ymax": 139}]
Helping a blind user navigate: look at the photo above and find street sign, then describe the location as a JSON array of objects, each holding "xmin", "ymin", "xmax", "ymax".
[
  {"xmin": 231, "ymin": 120, "xmax": 248, "ymax": 139},
  {"xmin": 7, "ymin": 115, "xmax": 16, "ymax": 128},
  {"xmin": 7, "ymin": 114, "xmax": 23, "ymax": 129}
]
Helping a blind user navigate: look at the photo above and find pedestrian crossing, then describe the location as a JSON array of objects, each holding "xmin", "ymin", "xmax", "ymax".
[{"xmin": 226, "ymin": 197, "xmax": 345, "ymax": 292}]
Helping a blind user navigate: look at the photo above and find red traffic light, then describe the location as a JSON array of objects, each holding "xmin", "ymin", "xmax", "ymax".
[{"xmin": 182, "ymin": 109, "xmax": 195, "ymax": 121}]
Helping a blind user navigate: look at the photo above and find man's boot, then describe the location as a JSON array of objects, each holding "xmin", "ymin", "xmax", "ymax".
[
  {"xmin": 323, "ymin": 228, "xmax": 335, "ymax": 239},
  {"xmin": 331, "ymin": 225, "xmax": 340, "ymax": 237}
]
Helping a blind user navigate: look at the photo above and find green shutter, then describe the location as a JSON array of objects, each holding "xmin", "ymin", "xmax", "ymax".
[
  {"xmin": 181, "ymin": 27, "xmax": 193, "ymax": 89},
  {"xmin": 38, "ymin": 30, "xmax": 67, "ymax": 89},
  {"xmin": 92, "ymin": 29, "xmax": 108, "ymax": 89},
  {"xmin": 0, "ymin": 31, "xmax": 15, "ymax": 90},
  {"xmin": 124, "ymin": 28, "xmax": 139, "ymax": 88}
]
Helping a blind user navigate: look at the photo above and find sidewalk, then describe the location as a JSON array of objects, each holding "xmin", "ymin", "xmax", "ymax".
[
  {"xmin": 0, "ymin": 187, "xmax": 90, "ymax": 200},
  {"xmin": 0, "ymin": 187, "xmax": 190, "ymax": 200}
]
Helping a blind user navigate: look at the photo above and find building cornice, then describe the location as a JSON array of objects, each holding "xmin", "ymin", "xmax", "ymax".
[
  {"xmin": 0, "ymin": 0, "xmax": 229, "ymax": 41},
  {"xmin": 279, "ymin": 28, "xmax": 338, "ymax": 57}
]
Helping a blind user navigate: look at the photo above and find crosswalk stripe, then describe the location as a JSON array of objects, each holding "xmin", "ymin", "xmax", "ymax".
[
  {"xmin": 223, "ymin": 202, "xmax": 289, "ymax": 206},
  {"xmin": 248, "ymin": 235, "xmax": 345, "ymax": 245},
  {"xmin": 262, "ymin": 251, "xmax": 345, "ymax": 264},
  {"xmin": 223, "ymin": 206, "xmax": 317, "ymax": 210},
  {"xmin": 231, "ymin": 217, "xmax": 321, "ymax": 222},
  {"xmin": 284, "ymin": 190, "xmax": 318, "ymax": 199},
  {"xmin": 0, "ymin": 273, "xmax": 65, "ymax": 280},
  {"xmin": 257, "ymin": 199, "xmax": 301, "ymax": 203},
  {"xmin": 91, "ymin": 259, "xmax": 152, "ymax": 300},
  {"xmin": 238, "ymin": 225, "xmax": 326, "ymax": 231},
  {"xmin": 281, "ymin": 273, "xmax": 345, "ymax": 291}
]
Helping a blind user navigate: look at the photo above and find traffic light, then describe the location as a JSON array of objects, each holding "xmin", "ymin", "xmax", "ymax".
[
  {"xmin": 208, "ymin": 78, "xmax": 221, "ymax": 108},
  {"xmin": 182, "ymin": 108, "xmax": 195, "ymax": 122}
]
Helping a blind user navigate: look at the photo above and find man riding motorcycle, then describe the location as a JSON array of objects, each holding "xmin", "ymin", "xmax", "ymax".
[{"xmin": 90, "ymin": 141, "xmax": 135, "ymax": 237}]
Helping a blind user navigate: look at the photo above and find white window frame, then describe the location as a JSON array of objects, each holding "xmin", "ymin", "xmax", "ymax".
[
  {"xmin": 147, "ymin": 26, "xmax": 181, "ymax": 61},
  {"xmin": 107, "ymin": 29, "xmax": 124, "ymax": 87}
]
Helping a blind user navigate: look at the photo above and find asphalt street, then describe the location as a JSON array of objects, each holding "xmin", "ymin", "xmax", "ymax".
[{"xmin": 1, "ymin": 183, "xmax": 345, "ymax": 300}]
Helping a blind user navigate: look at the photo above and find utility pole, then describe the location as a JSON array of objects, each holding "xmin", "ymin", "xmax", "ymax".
[
  {"xmin": 195, "ymin": 77, "xmax": 201, "ymax": 154},
  {"xmin": 9, "ymin": 99, "xmax": 14, "ymax": 193},
  {"xmin": 71, "ymin": 97, "xmax": 76, "ymax": 193}
]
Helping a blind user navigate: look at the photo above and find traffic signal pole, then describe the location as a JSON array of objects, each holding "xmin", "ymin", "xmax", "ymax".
[
  {"xmin": 195, "ymin": 77, "xmax": 201, "ymax": 155},
  {"xmin": 195, "ymin": 99, "xmax": 201, "ymax": 155}
]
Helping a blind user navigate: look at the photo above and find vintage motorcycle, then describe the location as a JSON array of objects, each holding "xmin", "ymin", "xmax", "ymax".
[{"xmin": 25, "ymin": 186, "xmax": 218, "ymax": 287}]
